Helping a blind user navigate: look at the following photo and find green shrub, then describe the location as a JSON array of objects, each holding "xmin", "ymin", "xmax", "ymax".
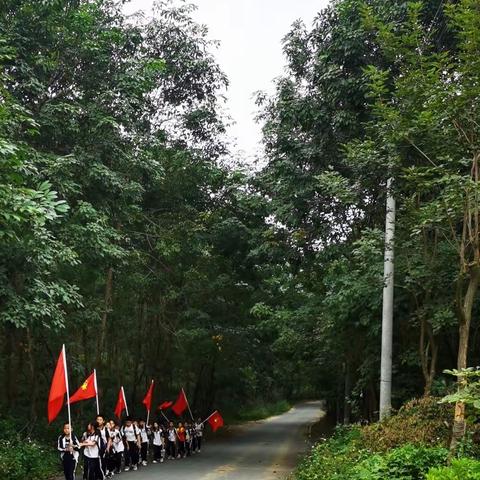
[
  {"xmin": 360, "ymin": 397, "xmax": 452, "ymax": 451},
  {"xmin": 354, "ymin": 444, "xmax": 448, "ymax": 480},
  {"xmin": 295, "ymin": 426, "xmax": 366, "ymax": 480},
  {"xmin": 426, "ymin": 458, "xmax": 480, "ymax": 480},
  {"xmin": 0, "ymin": 439, "xmax": 58, "ymax": 480}
]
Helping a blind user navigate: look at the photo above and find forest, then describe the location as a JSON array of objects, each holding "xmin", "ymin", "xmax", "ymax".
[{"xmin": 2, "ymin": 0, "xmax": 480, "ymax": 478}]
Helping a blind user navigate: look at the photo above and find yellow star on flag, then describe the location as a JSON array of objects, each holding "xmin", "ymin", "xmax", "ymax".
[{"xmin": 81, "ymin": 380, "xmax": 88, "ymax": 390}]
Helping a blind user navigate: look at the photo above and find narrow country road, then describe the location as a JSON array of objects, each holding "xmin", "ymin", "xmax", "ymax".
[{"xmin": 118, "ymin": 401, "xmax": 324, "ymax": 480}]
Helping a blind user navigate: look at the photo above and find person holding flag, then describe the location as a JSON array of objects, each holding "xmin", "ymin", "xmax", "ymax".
[
  {"xmin": 194, "ymin": 417, "xmax": 204, "ymax": 453},
  {"xmin": 81, "ymin": 422, "xmax": 105, "ymax": 480},
  {"xmin": 57, "ymin": 423, "xmax": 81, "ymax": 480}
]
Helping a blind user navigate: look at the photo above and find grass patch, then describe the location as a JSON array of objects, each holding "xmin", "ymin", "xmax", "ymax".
[{"xmin": 226, "ymin": 400, "xmax": 292, "ymax": 423}]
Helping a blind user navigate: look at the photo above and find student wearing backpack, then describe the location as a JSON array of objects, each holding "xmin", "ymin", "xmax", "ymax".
[
  {"xmin": 194, "ymin": 418, "xmax": 204, "ymax": 453},
  {"xmin": 152, "ymin": 422, "xmax": 165, "ymax": 463},
  {"xmin": 109, "ymin": 420, "xmax": 125, "ymax": 475},
  {"xmin": 166, "ymin": 421, "xmax": 177, "ymax": 460},
  {"xmin": 138, "ymin": 420, "xmax": 150, "ymax": 466},
  {"xmin": 81, "ymin": 422, "xmax": 105, "ymax": 480},
  {"xmin": 95, "ymin": 415, "xmax": 111, "ymax": 478},
  {"xmin": 121, "ymin": 417, "xmax": 140, "ymax": 471},
  {"xmin": 57, "ymin": 423, "xmax": 81, "ymax": 480}
]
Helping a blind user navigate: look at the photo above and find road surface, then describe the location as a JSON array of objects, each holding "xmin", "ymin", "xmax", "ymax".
[{"xmin": 117, "ymin": 401, "xmax": 324, "ymax": 480}]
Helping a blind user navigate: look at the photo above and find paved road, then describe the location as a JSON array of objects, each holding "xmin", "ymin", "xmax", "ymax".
[{"xmin": 116, "ymin": 401, "xmax": 324, "ymax": 480}]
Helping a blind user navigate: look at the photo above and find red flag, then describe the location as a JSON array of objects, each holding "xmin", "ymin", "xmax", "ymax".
[
  {"xmin": 114, "ymin": 387, "xmax": 128, "ymax": 418},
  {"xmin": 171, "ymin": 389, "xmax": 188, "ymax": 416},
  {"xmin": 208, "ymin": 411, "xmax": 224, "ymax": 432},
  {"xmin": 142, "ymin": 380, "xmax": 154, "ymax": 412},
  {"xmin": 48, "ymin": 346, "xmax": 68, "ymax": 423},
  {"xmin": 69, "ymin": 372, "xmax": 97, "ymax": 405},
  {"xmin": 158, "ymin": 401, "xmax": 173, "ymax": 411}
]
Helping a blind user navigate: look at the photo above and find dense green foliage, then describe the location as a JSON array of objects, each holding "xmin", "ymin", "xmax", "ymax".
[
  {"xmin": 0, "ymin": 419, "xmax": 57, "ymax": 480},
  {"xmin": 3, "ymin": 0, "xmax": 480, "ymax": 477}
]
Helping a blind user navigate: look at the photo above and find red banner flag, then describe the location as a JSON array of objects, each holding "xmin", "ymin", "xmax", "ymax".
[
  {"xmin": 158, "ymin": 401, "xmax": 173, "ymax": 411},
  {"xmin": 208, "ymin": 410, "xmax": 224, "ymax": 432},
  {"xmin": 171, "ymin": 389, "xmax": 188, "ymax": 416},
  {"xmin": 142, "ymin": 380, "xmax": 154, "ymax": 412},
  {"xmin": 48, "ymin": 346, "xmax": 68, "ymax": 423},
  {"xmin": 69, "ymin": 372, "xmax": 96, "ymax": 405},
  {"xmin": 114, "ymin": 387, "xmax": 128, "ymax": 418}
]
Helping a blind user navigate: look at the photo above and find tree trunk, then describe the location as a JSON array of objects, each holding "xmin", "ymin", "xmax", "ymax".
[
  {"xmin": 450, "ymin": 267, "xmax": 480, "ymax": 451},
  {"xmin": 96, "ymin": 267, "xmax": 113, "ymax": 367},
  {"xmin": 343, "ymin": 360, "xmax": 352, "ymax": 424},
  {"xmin": 419, "ymin": 315, "xmax": 438, "ymax": 397}
]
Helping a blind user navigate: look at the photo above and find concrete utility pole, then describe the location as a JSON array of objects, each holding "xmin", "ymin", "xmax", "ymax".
[{"xmin": 379, "ymin": 178, "xmax": 395, "ymax": 421}]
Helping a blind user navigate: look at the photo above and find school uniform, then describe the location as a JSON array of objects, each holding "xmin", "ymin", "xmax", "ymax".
[
  {"xmin": 139, "ymin": 425, "xmax": 149, "ymax": 464},
  {"xmin": 82, "ymin": 432, "xmax": 104, "ymax": 480},
  {"xmin": 109, "ymin": 428, "xmax": 124, "ymax": 474},
  {"xmin": 195, "ymin": 422, "xmax": 204, "ymax": 452},
  {"xmin": 58, "ymin": 433, "xmax": 80, "ymax": 480},
  {"xmin": 122, "ymin": 424, "xmax": 140, "ymax": 469},
  {"xmin": 97, "ymin": 426, "xmax": 110, "ymax": 476},
  {"xmin": 152, "ymin": 429, "xmax": 165, "ymax": 462},
  {"xmin": 185, "ymin": 427, "xmax": 192, "ymax": 456},
  {"xmin": 166, "ymin": 428, "xmax": 176, "ymax": 459}
]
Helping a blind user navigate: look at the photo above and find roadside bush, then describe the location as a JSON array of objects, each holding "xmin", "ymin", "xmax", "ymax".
[
  {"xmin": 426, "ymin": 458, "xmax": 480, "ymax": 480},
  {"xmin": 0, "ymin": 417, "xmax": 58, "ymax": 480},
  {"xmin": 360, "ymin": 397, "xmax": 452, "ymax": 451},
  {"xmin": 295, "ymin": 426, "xmax": 365, "ymax": 480},
  {"xmin": 0, "ymin": 439, "xmax": 58, "ymax": 480},
  {"xmin": 354, "ymin": 444, "xmax": 448, "ymax": 480}
]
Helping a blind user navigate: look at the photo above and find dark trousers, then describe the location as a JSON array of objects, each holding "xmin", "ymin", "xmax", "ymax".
[
  {"xmin": 111, "ymin": 452, "xmax": 122, "ymax": 472},
  {"xmin": 125, "ymin": 441, "xmax": 139, "ymax": 466},
  {"xmin": 140, "ymin": 442, "xmax": 148, "ymax": 462},
  {"xmin": 62, "ymin": 453, "xmax": 77, "ymax": 480},
  {"xmin": 178, "ymin": 440, "xmax": 186, "ymax": 457},
  {"xmin": 84, "ymin": 457, "xmax": 104, "ymax": 480},
  {"xmin": 197, "ymin": 437, "xmax": 202, "ymax": 451},
  {"xmin": 153, "ymin": 444, "xmax": 163, "ymax": 461},
  {"xmin": 186, "ymin": 439, "xmax": 192, "ymax": 456},
  {"xmin": 166, "ymin": 440, "xmax": 176, "ymax": 458}
]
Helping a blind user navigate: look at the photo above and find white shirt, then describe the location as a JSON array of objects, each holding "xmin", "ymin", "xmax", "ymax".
[
  {"xmin": 195, "ymin": 422, "xmax": 204, "ymax": 437},
  {"xmin": 83, "ymin": 433, "xmax": 100, "ymax": 458},
  {"xmin": 167, "ymin": 428, "xmax": 176, "ymax": 442},
  {"xmin": 153, "ymin": 430, "xmax": 163, "ymax": 446},
  {"xmin": 111, "ymin": 429, "xmax": 125, "ymax": 453},
  {"xmin": 122, "ymin": 425, "xmax": 139, "ymax": 443},
  {"xmin": 140, "ymin": 426, "xmax": 149, "ymax": 443}
]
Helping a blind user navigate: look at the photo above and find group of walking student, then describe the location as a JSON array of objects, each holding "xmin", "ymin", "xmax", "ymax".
[{"xmin": 58, "ymin": 413, "xmax": 205, "ymax": 480}]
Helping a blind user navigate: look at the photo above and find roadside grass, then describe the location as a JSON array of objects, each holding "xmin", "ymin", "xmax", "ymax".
[{"xmin": 223, "ymin": 400, "xmax": 292, "ymax": 424}]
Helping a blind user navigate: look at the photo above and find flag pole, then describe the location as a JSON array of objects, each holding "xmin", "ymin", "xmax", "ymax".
[
  {"xmin": 62, "ymin": 345, "xmax": 73, "ymax": 442},
  {"xmin": 94, "ymin": 369, "xmax": 99, "ymax": 415},
  {"xmin": 122, "ymin": 387, "xmax": 129, "ymax": 417},
  {"xmin": 160, "ymin": 411, "xmax": 170, "ymax": 423},
  {"xmin": 183, "ymin": 388, "xmax": 194, "ymax": 422},
  {"xmin": 202, "ymin": 410, "xmax": 218, "ymax": 425}
]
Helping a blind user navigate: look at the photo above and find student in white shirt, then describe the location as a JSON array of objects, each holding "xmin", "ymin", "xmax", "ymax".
[
  {"xmin": 152, "ymin": 422, "xmax": 165, "ymax": 463},
  {"xmin": 138, "ymin": 420, "xmax": 150, "ymax": 466},
  {"xmin": 194, "ymin": 418, "xmax": 204, "ymax": 453},
  {"xmin": 95, "ymin": 415, "xmax": 111, "ymax": 477},
  {"xmin": 121, "ymin": 418, "xmax": 140, "ymax": 471},
  {"xmin": 57, "ymin": 423, "xmax": 80, "ymax": 480},
  {"xmin": 166, "ymin": 421, "xmax": 177, "ymax": 459},
  {"xmin": 108, "ymin": 420, "xmax": 124, "ymax": 475},
  {"xmin": 81, "ymin": 423, "xmax": 104, "ymax": 480}
]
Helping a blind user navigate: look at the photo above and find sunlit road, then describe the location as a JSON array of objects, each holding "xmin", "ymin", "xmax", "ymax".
[{"xmin": 119, "ymin": 401, "xmax": 324, "ymax": 480}]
